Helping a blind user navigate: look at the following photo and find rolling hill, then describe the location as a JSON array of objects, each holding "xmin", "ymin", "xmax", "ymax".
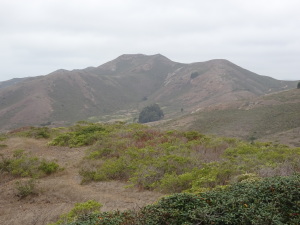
[
  {"xmin": 0, "ymin": 54, "xmax": 297, "ymax": 131},
  {"xmin": 158, "ymin": 88, "xmax": 300, "ymax": 147}
]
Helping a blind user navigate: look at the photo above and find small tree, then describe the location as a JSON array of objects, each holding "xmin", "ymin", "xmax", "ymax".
[
  {"xmin": 138, "ymin": 104, "xmax": 164, "ymax": 123},
  {"xmin": 297, "ymin": 81, "xmax": 300, "ymax": 89},
  {"xmin": 190, "ymin": 71, "xmax": 200, "ymax": 79}
]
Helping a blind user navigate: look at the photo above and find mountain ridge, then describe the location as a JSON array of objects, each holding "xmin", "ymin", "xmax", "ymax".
[{"xmin": 0, "ymin": 54, "xmax": 297, "ymax": 131}]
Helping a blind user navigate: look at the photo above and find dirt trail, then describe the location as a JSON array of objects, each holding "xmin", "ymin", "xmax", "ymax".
[{"xmin": 0, "ymin": 137, "xmax": 163, "ymax": 225}]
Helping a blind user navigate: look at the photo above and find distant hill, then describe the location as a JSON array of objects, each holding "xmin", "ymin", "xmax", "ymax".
[
  {"xmin": 148, "ymin": 59, "xmax": 295, "ymax": 113},
  {"xmin": 0, "ymin": 77, "xmax": 29, "ymax": 89},
  {"xmin": 0, "ymin": 54, "xmax": 297, "ymax": 131},
  {"xmin": 158, "ymin": 88, "xmax": 300, "ymax": 147}
]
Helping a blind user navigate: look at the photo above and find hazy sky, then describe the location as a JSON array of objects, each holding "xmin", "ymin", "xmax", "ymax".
[{"xmin": 1, "ymin": 0, "xmax": 299, "ymax": 81}]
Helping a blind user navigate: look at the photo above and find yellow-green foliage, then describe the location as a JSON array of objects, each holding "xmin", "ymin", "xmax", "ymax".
[
  {"xmin": 0, "ymin": 133, "xmax": 7, "ymax": 141},
  {"xmin": 45, "ymin": 122, "xmax": 300, "ymax": 193},
  {"xmin": 50, "ymin": 200, "xmax": 102, "ymax": 225},
  {"xmin": 0, "ymin": 150, "xmax": 61, "ymax": 178},
  {"xmin": 48, "ymin": 122, "xmax": 126, "ymax": 147},
  {"xmin": 13, "ymin": 127, "xmax": 53, "ymax": 139},
  {"xmin": 73, "ymin": 123, "xmax": 300, "ymax": 193}
]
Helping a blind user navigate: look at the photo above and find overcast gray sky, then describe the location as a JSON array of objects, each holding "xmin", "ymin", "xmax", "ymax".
[{"xmin": 0, "ymin": 0, "xmax": 299, "ymax": 81}]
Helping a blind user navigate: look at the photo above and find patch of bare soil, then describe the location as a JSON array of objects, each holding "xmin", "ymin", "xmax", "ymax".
[{"xmin": 0, "ymin": 137, "xmax": 163, "ymax": 225}]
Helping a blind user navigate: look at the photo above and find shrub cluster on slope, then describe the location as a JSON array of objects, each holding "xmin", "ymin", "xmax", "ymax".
[
  {"xmin": 10, "ymin": 126, "xmax": 53, "ymax": 139},
  {"xmin": 55, "ymin": 174, "xmax": 300, "ymax": 225},
  {"xmin": 48, "ymin": 122, "xmax": 300, "ymax": 193},
  {"xmin": 48, "ymin": 122, "xmax": 109, "ymax": 147},
  {"xmin": 0, "ymin": 149, "xmax": 60, "ymax": 178}
]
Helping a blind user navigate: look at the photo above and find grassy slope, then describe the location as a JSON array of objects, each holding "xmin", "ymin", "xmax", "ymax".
[{"xmin": 159, "ymin": 89, "xmax": 300, "ymax": 146}]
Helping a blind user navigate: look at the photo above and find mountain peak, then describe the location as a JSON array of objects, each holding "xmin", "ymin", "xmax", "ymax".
[{"xmin": 116, "ymin": 53, "xmax": 170, "ymax": 61}]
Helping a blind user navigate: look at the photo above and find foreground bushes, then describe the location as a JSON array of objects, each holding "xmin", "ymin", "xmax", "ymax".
[
  {"xmin": 59, "ymin": 175, "xmax": 300, "ymax": 225},
  {"xmin": 50, "ymin": 200, "xmax": 102, "ymax": 225},
  {"xmin": 45, "ymin": 122, "xmax": 300, "ymax": 193}
]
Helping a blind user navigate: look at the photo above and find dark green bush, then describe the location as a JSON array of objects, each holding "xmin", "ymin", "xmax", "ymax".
[
  {"xmin": 192, "ymin": 175, "xmax": 300, "ymax": 224},
  {"xmin": 138, "ymin": 104, "xmax": 164, "ymax": 123},
  {"xmin": 50, "ymin": 200, "xmax": 102, "ymax": 225},
  {"xmin": 63, "ymin": 175, "xmax": 300, "ymax": 225},
  {"xmin": 190, "ymin": 71, "xmax": 200, "ymax": 79}
]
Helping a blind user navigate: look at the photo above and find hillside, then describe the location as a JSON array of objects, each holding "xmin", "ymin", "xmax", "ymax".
[
  {"xmin": 0, "ymin": 54, "xmax": 296, "ymax": 131},
  {"xmin": 0, "ymin": 77, "xmax": 29, "ymax": 89},
  {"xmin": 158, "ymin": 88, "xmax": 300, "ymax": 147},
  {"xmin": 1, "ymin": 123, "xmax": 299, "ymax": 224}
]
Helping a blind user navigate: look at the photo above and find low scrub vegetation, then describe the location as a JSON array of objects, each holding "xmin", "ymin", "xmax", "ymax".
[
  {"xmin": 53, "ymin": 175, "xmax": 300, "ymax": 225},
  {"xmin": 36, "ymin": 122, "xmax": 300, "ymax": 224},
  {"xmin": 47, "ymin": 122, "xmax": 300, "ymax": 192},
  {"xmin": 15, "ymin": 178, "xmax": 38, "ymax": 199},
  {"xmin": 64, "ymin": 123, "xmax": 299, "ymax": 193},
  {"xmin": 0, "ymin": 149, "xmax": 61, "ymax": 178},
  {"xmin": 11, "ymin": 127, "xmax": 53, "ymax": 139},
  {"xmin": 48, "ymin": 122, "xmax": 110, "ymax": 147},
  {"xmin": 50, "ymin": 200, "xmax": 102, "ymax": 225}
]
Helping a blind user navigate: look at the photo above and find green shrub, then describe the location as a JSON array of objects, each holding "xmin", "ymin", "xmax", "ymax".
[
  {"xmin": 50, "ymin": 200, "xmax": 102, "ymax": 225},
  {"xmin": 14, "ymin": 127, "xmax": 52, "ymax": 139},
  {"xmin": 158, "ymin": 172, "xmax": 195, "ymax": 193},
  {"xmin": 15, "ymin": 178, "xmax": 38, "ymax": 199},
  {"xmin": 0, "ymin": 134, "xmax": 7, "ymax": 141},
  {"xmin": 138, "ymin": 104, "xmax": 164, "ymax": 123},
  {"xmin": 183, "ymin": 131, "xmax": 204, "ymax": 141},
  {"xmin": 48, "ymin": 124, "xmax": 108, "ymax": 147},
  {"xmin": 38, "ymin": 160, "xmax": 60, "ymax": 174},
  {"xmin": 0, "ymin": 150, "xmax": 61, "ymax": 178},
  {"xmin": 192, "ymin": 175, "xmax": 300, "ymax": 224},
  {"xmin": 79, "ymin": 123, "xmax": 300, "ymax": 192},
  {"xmin": 190, "ymin": 71, "xmax": 200, "ymax": 79},
  {"xmin": 62, "ymin": 175, "xmax": 300, "ymax": 225}
]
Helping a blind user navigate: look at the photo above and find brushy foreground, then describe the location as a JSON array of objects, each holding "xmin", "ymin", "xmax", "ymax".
[
  {"xmin": 47, "ymin": 122, "xmax": 300, "ymax": 193},
  {"xmin": 55, "ymin": 175, "xmax": 300, "ymax": 225},
  {"xmin": 6, "ymin": 123, "xmax": 300, "ymax": 224}
]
